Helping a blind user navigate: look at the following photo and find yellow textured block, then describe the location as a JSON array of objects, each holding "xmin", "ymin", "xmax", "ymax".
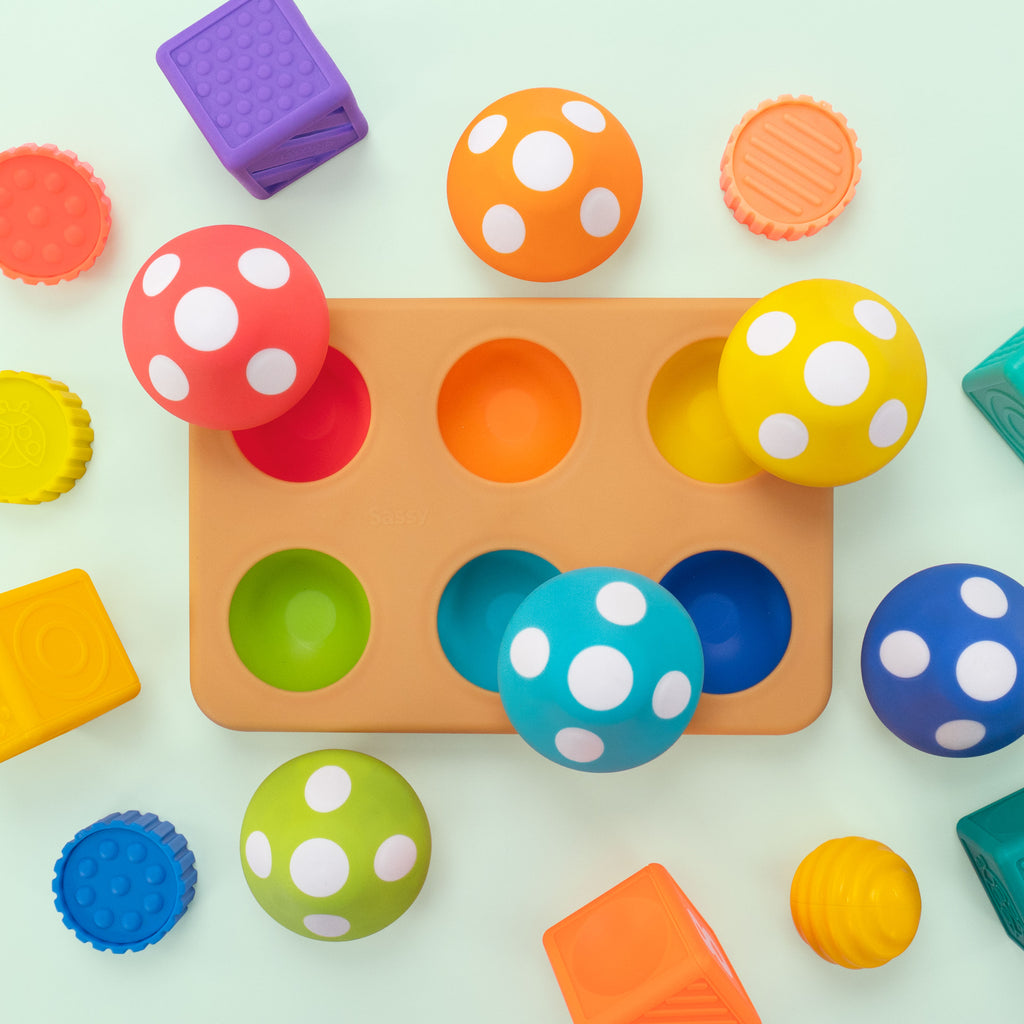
[{"xmin": 0, "ymin": 569, "xmax": 139, "ymax": 761}]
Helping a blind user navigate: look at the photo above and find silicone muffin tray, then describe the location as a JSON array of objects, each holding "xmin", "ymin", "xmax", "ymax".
[{"xmin": 189, "ymin": 298, "xmax": 833, "ymax": 734}]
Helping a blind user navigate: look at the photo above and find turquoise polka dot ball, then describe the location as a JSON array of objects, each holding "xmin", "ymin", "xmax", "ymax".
[
  {"xmin": 240, "ymin": 750, "xmax": 431, "ymax": 941},
  {"xmin": 498, "ymin": 567, "xmax": 704, "ymax": 772}
]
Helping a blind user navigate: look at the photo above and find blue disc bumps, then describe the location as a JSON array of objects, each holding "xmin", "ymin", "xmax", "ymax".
[{"xmin": 53, "ymin": 810, "xmax": 197, "ymax": 952}]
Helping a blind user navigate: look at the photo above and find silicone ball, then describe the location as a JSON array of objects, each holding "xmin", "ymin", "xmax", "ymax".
[
  {"xmin": 791, "ymin": 837, "xmax": 921, "ymax": 969},
  {"xmin": 498, "ymin": 567, "xmax": 703, "ymax": 772},
  {"xmin": 861, "ymin": 563, "xmax": 1024, "ymax": 757},
  {"xmin": 446, "ymin": 87, "xmax": 642, "ymax": 282},
  {"xmin": 718, "ymin": 279, "xmax": 926, "ymax": 486},
  {"xmin": 122, "ymin": 224, "xmax": 330, "ymax": 430},
  {"xmin": 240, "ymin": 750, "xmax": 431, "ymax": 941}
]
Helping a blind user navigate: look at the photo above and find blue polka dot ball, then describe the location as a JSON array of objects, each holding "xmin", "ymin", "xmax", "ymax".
[
  {"xmin": 861, "ymin": 564, "xmax": 1024, "ymax": 757},
  {"xmin": 498, "ymin": 567, "xmax": 704, "ymax": 772}
]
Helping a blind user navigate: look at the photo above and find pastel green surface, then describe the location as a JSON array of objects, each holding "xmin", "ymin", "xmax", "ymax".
[
  {"xmin": 4, "ymin": 1, "xmax": 1024, "ymax": 1022},
  {"xmin": 240, "ymin": 750, "xmax": 431, "ymax": 940}
]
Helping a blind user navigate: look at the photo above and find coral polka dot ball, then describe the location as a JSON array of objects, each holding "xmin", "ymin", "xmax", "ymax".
[
  {"xmin": 240, "ymin": 749, "xmax": 431, "ymax": 941},
  {"xmin": 861, "ymin": 564, "xmax": 1024, "ymax": 757},
  {"xmin": 122, "ymin": 224, "xmax": 330, "ymax": 430},
  {"xmin": 446, "ymin": 88, "xmax": 643, "ymax": 282},
  {"xmin": 718, "ymin": 279, "xmax": 926, "ymax": 486},
  {"xmin": 498, "ymin": 567, "xmax": 703, "ymax": 772}
]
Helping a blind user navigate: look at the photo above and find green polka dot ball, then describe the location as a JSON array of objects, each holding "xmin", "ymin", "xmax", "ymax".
[{"xmin": 240, "ymin": 749, "xmax": 431, "ymax": 941}]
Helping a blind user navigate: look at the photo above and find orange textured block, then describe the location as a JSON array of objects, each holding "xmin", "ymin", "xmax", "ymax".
[
  {"xmin": 543, "ymin": 864, "xmax": 761, "ymax": 1024},
  {"xmin": 0, "ymin": 569, "xmax": 139, "ymax": 761}
]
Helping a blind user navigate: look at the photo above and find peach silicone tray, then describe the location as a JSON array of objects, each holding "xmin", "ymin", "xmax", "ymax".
[{"xmin": 189, "ymin": 298, "xmax": 833, "ymax": 735}]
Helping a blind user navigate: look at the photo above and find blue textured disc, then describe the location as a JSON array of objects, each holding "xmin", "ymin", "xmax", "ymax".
[{"xmin": 53, "ymin": 811, "xmax": 197, "ymax": 952}]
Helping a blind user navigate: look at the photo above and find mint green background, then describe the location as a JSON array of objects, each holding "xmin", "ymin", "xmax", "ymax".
[{"xmin": 1, "ymin": 0, "xmax": 1022, "ymax": 1020}]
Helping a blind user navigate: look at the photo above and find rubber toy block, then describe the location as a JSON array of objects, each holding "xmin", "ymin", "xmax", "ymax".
[
  {"xmin": 0, "ymin": 569, "xmax": 139, "ymax": 761},
  {"xmin": 53, "ymin": 810, "xmax": 196, "ymax": 952},
  {"xmin": 957, "ymin": 785, "xmax": 1024, "ymax": 949},
  {"xmin": 0, "ymin": 370, "xmax": 93, "ymax": 504},
  {"xmin": 157, "ymin": 0, "xmax": 368, "ymax": 199},
  {"xmin": 543, "ymin": 864, "xmax": 761, "ymax": 1024},
  {"xmin": 962, "ymin": 325, "xmax": 1024, "ymax": 465}
]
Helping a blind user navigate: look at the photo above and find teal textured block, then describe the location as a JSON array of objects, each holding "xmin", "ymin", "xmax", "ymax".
[
  {"xmin": 963, "ymin": 326, "xmax": 1024, "ymax": 463},
  {"xmin": 957, "ymin": 787, "xmax": 1024, "ymax": 950}
]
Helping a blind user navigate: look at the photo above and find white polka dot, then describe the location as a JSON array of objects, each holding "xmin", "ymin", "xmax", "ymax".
[
  {"xmin": 374, "ymin": 835, "xmax": 418, "ymax": 882},
  {"xmin": 142, "ymin": 253, "xmax": 180, "ymax": 296},
  {"xmin": 244, "ymin": 831, "xmax": 272, "ymax": 878},
  {"xmin": 746, "ymin": 311, "xmax": 796, "ymax": 356},
  {"xmin": 468, "ymin": 114, "xmax": 507, "ymax": 153},
  {"xmin": 290, "ymin": 838, "xmax": 349, "ymax": 897},
  {"xmin": 580, "ymin": 188, "xmax": 620, "ymax": 237},
  {"xmin": 304, "ymin": 765, "xmax": 352, "ymax": 812},
  {"xmin": 803, "ymin": 341, "xmax": 870, "ymax": 406},
  {"xmin": 555, "ymin": 727, "xmax": 604, "ymax": 763},
  {"xmin": 854, "ymin": 299, "xmax": 897, "ymax": 340},
  {"xmin": 174, "ymin": 286, "xmax": 238, "ymax": 351},
  {"xmin": 512, "ymin": 131, "xmax": 573, "ymax": 191},
  {"xmin": 935, "ymin": 719, "xmax": 986, "ymax": 751},
  {"xmin": 148, "ymin": 354, "xmax": 189, "ymax": 402},
  {"xmin": 652, "ymin": 670, "xmax": 692, "ymax": 719},
  {"xmin": 869, "ymin": 399, "xmax": 908, "ymax": 448},
  {"xmin": 481, "ymin": 204, "xmax": 526, "ymax": 254},
  {"xmin": 510, "ymin": 627, "xmax": 549, "ymax": 678},
  {"xmin": 238, "ymin": 247, "xmax": 291, "ymax": 289},
  {"xmin": 961, "ymin": 577, "xmax": 1009, "ymax": 618},
  {"xmin": 596, "ymin": 581, "xmax": 646, "ymax": 625},
  {"xmin": 562, "ymin": 100, "xmax": 606, "ymax": 133},
  {"xmin": 956, "ymin": 640, "xmax": 1017, "ymax": 701},
  {"xmin": 758, "ymin": 413, "xmax": 808, "ymax": 459},
  {"xmin": 568, "ymin": 645, "xmax": 633, "ymax": 710},
  {"xmin": 879, "ymin": 630, "xmax": 930, "ymax": 678},
  {"xmin": 247, "ymin": 348, "xmax": 297, "ymax": 395},
  {"xmin": 304, "ymin": 914, "xmax": 351, "ymax": 938}
]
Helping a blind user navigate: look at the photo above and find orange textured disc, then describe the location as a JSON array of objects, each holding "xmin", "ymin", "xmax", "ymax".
[
  {"xmin": 720, "ymin": 96, "xmax": 860, "ymax": 241},
  {"xmin": 446, "ymin": 88, "xmax": 643, "ymax": 282},
  {"xmin": 0, "ymin": 144, "xmax": 112, "ymax": 284}
]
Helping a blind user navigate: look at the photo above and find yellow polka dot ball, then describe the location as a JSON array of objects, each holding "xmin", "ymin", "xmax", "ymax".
[{"xmin": 718, "ymin": 279, "xmax": 927, "ymax": 487}]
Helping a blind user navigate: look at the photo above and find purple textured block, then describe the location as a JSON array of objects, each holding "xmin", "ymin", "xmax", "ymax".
[{"xmin": 157, "ymin": 0, "xmax": 368, "ymax": 198}]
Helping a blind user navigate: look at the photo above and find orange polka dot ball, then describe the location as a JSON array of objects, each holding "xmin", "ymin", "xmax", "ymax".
[{"xmin": 446, "ymin": 88, "xmax": 643, "ymax": 282}]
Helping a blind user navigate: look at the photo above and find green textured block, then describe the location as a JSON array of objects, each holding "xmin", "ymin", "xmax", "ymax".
[
  {"xmin": 957, "ymin": 786, "xmax": 1024, "ymax": 950},
  {"xmin": 963, "ymin": 326, "xmax": 1024, "ymax": 463}
]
